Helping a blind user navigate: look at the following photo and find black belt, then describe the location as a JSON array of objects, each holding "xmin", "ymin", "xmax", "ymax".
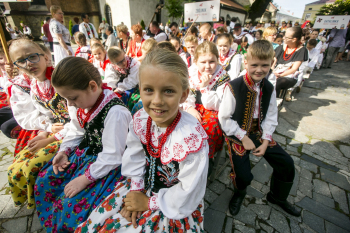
[{"xmin": 53, "ymin": 42, "xmax": 71, "ymax": 46}]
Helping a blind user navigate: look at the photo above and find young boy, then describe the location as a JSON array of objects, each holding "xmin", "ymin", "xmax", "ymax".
[
  {"xmin": 74, "ymin": 32, "xmax": 92, "ymax": 60},
  {"xmin": 218, "ymin": 40, "xmax": 300, "ymax": 217},
  {"xmin": 183, "ymin": 35, "xmax": 198, "ymax": 67},
  {"xmin": 306, "ymin": 39, "xmax": 321, "ymax": 71}
]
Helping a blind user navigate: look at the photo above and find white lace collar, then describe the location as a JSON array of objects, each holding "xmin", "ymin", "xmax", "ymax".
[
  {"xmin": 133, "ymin": 108, "xmax": 208, "ymax": 164},
  {"xmin": 188, "ymin": 64, "xmax": 227, "ymax": 90},
  {"xmin": 9, "ymin": 74, "xmax": 32, "ymax": 88},
  {"xmin": 87, "ymin": 89, "xmax": 118, "ymax": 123}
]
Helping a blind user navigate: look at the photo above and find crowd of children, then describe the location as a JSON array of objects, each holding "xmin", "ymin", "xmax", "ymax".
[{"xmin": 1, "ymin": 11, "xmax": 335, "ymax": 232}]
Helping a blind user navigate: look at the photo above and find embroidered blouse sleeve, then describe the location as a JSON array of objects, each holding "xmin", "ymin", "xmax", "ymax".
[
  {"xmin": 121, "ymin": 119, "xmax": 147, "ymax": 191},
  {"xmin": 104, "ymin": 64, "xmax": 120, "ymax": 89},
  {"xmin": 153, "ymin": 142, "xmax": 209, "ymax": 219},
  {"xmin": 200, "ymin": 82, "xmax": 227, "ymax": 112},
  {"xmin": 88, "ymin": 105, "xmax": 132, "ymax": 180},
  {"xmin": 261, "ymin": 89, "xmax": 278, "ymax": 141},
  {"xmin": 58, "ymin": 106, "xmax": 84, "ymax": 154},
  {"xmin": 117, "ymin": 59, "xmax": 140, "ymax": 92},
  {"xmin": 30, "ymin": 92, "xmax": 55, "ymax": 133},
  {"xmin": 218, "ymin": 84, "xmax": 247, "ymax": 140},
  {"xmin": 10, "ymin": 86, "xmax": 50, "ymax": 131},
  {"xmin": 227, "ymin": 54, "xmax": 242, "ymax": 80}
]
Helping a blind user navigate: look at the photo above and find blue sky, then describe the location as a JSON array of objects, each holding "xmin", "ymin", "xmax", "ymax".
[{"xmin": 273, "ymin": 0, "xmax": 319, "ymax": 18}]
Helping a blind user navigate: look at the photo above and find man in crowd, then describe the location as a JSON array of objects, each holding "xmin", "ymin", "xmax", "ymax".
[
  {"xmin": 43, "ymin": 17, "xmax": 53, "ymax": 52},
  {"xmin": 169, "ymin": 22, "xmax": 182, "ymax": 38},
  {"xmin": 99, "ymin": 18, "xmax": 109, "ymax": 42},
  {"xmin": 232, "ymin": 23, "xmax": 254, "ymax": 45},
  {"xmin": 144, "ymin": 21, "xmax": 167, "ymax": 42},
  {"xmin": 323, "ymin": 27, "xmax": 347, "ymax": 68},
  {"xmin": 79, "ymin": 13, "xmax": 98, "ymax": 43}
]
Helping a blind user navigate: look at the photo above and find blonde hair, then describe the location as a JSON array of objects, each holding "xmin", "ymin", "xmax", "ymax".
[
  {"xmin": 200, "ymin": 23, "xmax": 212, "ymax": 32},
  {"xmin": 91, "ymin": 43, "xmax": 105, "ymax": 52},
  {"xmin": 141, "ymin": 38, "xmax": 157, "ymax": 54},
  {"xmin": 50, "ymin": 5, "xmax": 61, "ymax": 16},
  {"xmin": 52, "ymin": 57, "xmax": 102, "ymax": 90},
  {"xmin": 38, "ymin": 44, "xmax": 51, "ymax": 56},
  {"xmin": 246, "ymin": 40, "xmax": 274, "ymax": 61},
  {"xmin": 116, "ymin": 24, "xmax": 128, "ymax": 34},
  {"xmin": 194, "ymin": 41, "xmax": 219, "ymax": 62},
  {"xmin": 90, "ymin": 38, "xmax": 101, "ymax": 47},
  {"xmin": 74, "ymin": 32, "xmax": 87, "ymax": 46},
  {"xmin": 140, "ymin": 49, "xmax": 189, "ymax": 90},
  {"xmin": 108, "ymin": 46, "xmax": 124, "ymax": 61},
  {"xmin": 184, "ymin": 35, "xmax": 198, "ymax": 44},
  {"xmin": 156, "ymin": 41, "xmax": 177, "ymax": 53},
  {"xmin": 263, "ymin": 26, "xmax": 277, "ymax": 39},
  {"xmin": 9, "ymin": 38, "xmax": 44, "ymax": 61}
]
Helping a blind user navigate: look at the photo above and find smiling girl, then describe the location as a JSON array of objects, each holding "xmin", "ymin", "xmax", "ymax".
[
  {"xmin": 89, "ymin": 43, "xmax": 109, "ymax": 79},
  {"xmin": 216, "ymin": 33, "xmax": 242, "ymax": 80},
  {"xmin": 7, "ymin": 38, "xmax": 71, "ymax": 209},
  {"xmin": 34, "ymin": 57, "xmax": 132, "ymax": 232},
  {"xmin": 76, "ymin": 48, "xmax": 209, "ymax": 233},
  {"xmin": 183, "ymin": 41, "xmax": 230, "ymax": 167}
]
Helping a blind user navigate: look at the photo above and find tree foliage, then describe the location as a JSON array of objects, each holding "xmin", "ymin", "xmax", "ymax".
[
  {"xmin": 69, "ymin": 20, "xmax": 73, "ymax": 36},
  {"xmin": 317, "ymin": 0, "xmax": 350, "ymax": 15},
  {"xmin": 164, "ymin": 0, "xmax": 193, "ymax": 21},
  {"xmin": 140, "ymin": 20, "xmax": 145, "ymax": 30},
  {"xmin": 248, "ymin": 0, "xmax": 272, "ymax": 24}
]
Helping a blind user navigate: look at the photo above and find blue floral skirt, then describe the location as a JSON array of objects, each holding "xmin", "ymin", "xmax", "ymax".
[
  {"xmin": 34, "ymin": 147, "xmax": 124, "ymax": 232},
  {"xmin": 120, "ymin": 88, "xmax": 140, "ymax": 111},
  {"xmin": 131, "ymin": 100, "xmax": 143, "ymax": 116}
]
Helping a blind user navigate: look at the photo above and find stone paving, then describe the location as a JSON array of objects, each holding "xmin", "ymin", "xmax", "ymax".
[{"xmin": 0, "ymin": 61, "xmax": 350, "ymax": 232}]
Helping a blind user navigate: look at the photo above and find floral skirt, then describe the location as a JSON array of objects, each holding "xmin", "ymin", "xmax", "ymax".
[
  {"xmin": 0, "ymin": 91, "xmax": 9, "ymax": 109},
  {"xmin": 75, "ymin": 179, "xmax": 204, "ymax": 233},
  {"xmin": 196, "ymin": 104, "xmax": 223, "ymax": 158},
  {"xmin": 131, "ymin": 100, "xmax": 143, "ymax": 116},
  {"xmin": 14, "ymin": 129, "xmax": 38, "ymax": 156},
  {"xmin": 34, "ymin": 147, "xmax": 123, "ymax": 232},
  {"xmin": 7, "ymin": 139, "xmax": 61, "ymax": 209},
  {"xmin": 120, "ymin": 88, "xmax": 140, "ymax": 111}
]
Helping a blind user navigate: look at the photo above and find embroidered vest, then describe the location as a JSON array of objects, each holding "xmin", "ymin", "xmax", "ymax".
[
  {"xmin": 222, "ymin": 54, "xmax": 237, "ymax": 71},
  {"xmin": 141, "ymin": 144, "xmax": 180, "ymax": 193},
  {"xmin": 227, "ymin": 75, "xmax": 273, "ymax": 141},
  {"xmin": 14, "ymin": 85, "xmax": 30, "ymax": 95},
  {"xmin": 191, "ymin": 73, "xmax": 230, "ymax": 105},
  {"xmin": 115, "ymin": 58, "xmax": 134, "ymax": 85},
  {"xmin": 78, "ymin": 97, "xmax": 127, "ymax": 155},
  {"xmin": 35, "ymin": 93, "xmax": 70, "ymax": 124}
]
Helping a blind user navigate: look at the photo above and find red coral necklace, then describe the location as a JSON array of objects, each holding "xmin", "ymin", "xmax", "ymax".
[{"xmin": 283, "ymin": 46, "xmax": 297, "ymax": 61}]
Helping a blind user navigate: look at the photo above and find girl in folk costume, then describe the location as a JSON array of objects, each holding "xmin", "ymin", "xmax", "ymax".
[
  {"xmin": 105, "ymin": 46, "xmax": 140, "ymax": 110},
  {"xmin": 0, "ymin": 48, "xmax": 12, "ymax": 123},
  {"xmin": 116, "ymin": 24, "xmax": 130, "ymax": 53},
  {"xmin": 7, "ymin": 38, "xmax": 71, "ymax": 209},
  {"xmin": 90, "ymin": 43, "xmax": 110, "ymax": 80},
  {"xmin": 74, "ymin": 32, "xmax": 92, "ymax": 60},
  {"xmin": 75, "ymin": 49, "xmax": 209, "ymax": 233},
  {"xmin": 217, "ymin": 33, "xmax": 242, "ymax": 80},
  {"xmin": 128, "ymin": 24, "xmax": 145, "ymax": 61},
  {"xmin": 183, "ymin": 41, "xmax": 230, "ymax": 163},
  {"xmin": 170, "ymin": 37, "xmax": 186, "ymax": 57},
  {"xmin": 34, "ymin": 57, "xmax": 132, "ymax": 232},
  {"xmin": 183, "ymin": 35, "xmax": 199, "ymax": 68}
]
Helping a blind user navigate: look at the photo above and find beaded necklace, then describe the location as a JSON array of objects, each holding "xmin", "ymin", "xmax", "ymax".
[
  {"xmin": 77, "ymin": 91, "xmax": 105, "ymax": 128},
  {"xmin": 146, "ymin": 111, "xmax": 181, "ymax": 158},
  {"xmin": 283, "ymin": 46, "xmax": 298, "ymax": 61},
  {"xmin": 35, "ymin": 80, "xmax": 55, "ymax": 101}
]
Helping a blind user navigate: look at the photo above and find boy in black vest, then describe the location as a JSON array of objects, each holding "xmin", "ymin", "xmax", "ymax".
[{"xmin": 218, "ymin": 40, "xmax": 300, "ymax": 217}]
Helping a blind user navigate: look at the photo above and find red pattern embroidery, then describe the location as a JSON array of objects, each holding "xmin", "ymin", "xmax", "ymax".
[{"xmin": 148, "ymin": 195, "xmax": 159, "ymax": 211}]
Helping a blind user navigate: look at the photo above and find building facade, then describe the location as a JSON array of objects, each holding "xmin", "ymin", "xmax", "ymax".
[{"xmin": 301, "ymin": 0, "xmax": 336, "ymax": 22}]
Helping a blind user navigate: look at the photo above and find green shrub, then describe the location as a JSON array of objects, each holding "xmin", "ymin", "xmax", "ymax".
[{"xmin": 69, "ymin": 20, "xmax": 73, "ymax": 36}]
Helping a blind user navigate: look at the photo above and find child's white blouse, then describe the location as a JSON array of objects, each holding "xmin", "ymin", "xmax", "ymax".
[{"xmin": 122, "ymin": 108, "xmax": 209, "ymax": 219}]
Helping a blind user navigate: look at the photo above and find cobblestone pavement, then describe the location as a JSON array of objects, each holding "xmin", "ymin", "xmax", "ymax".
[{"xmin": 1, "ymin": 61, "xmax": 350, "ymax": 232}]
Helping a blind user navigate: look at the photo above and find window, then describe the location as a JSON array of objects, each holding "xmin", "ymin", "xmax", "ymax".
[
  {"xmin": 105, "ymin": 4, "xmax": 112, "ymax": 26},
  {"xmin": 309, "ymin": 8, "xmax": 312, "ymax": 10}
]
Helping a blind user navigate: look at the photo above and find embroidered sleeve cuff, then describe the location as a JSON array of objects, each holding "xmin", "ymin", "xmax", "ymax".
[
  {"xmin": 234, "ymin": 128, "xmax": 247, "ymax": 141},
  {"xmin": 54, "ymin": 132, "xmax": 64, "ymax": 141},
  {"xmin": 130, "ymin": 177, "xmax": 144, "ymax": 191},
  {"xmin": 148, "ymin": 195, "xmax": 159, "ymax": 211},
  {"xmin": 84, "ymin": 168, "xmax": 97, "ymax": 183},
  {"xmin": 262, "ymin": 132, "xmax": 273, "ymax": 142}
]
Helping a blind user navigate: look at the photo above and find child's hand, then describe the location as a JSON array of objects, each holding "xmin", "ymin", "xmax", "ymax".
[
  {"xmin": 241, "ymin": 135, "xmax": 256, "ymax": 151},
  {"xmin": 120, "ymin": 207, "xmax": 142, "ymax": 228},
  {"xmin": 28, "ymin": 137, "xmax": 51, "ymax": 153},
  {"xmin": 28, "ymin": 131, "xmax": 49, "ymax": 148},
  {"xmin": 124, "ymin": 191, "xmax": 149, "ymax": 212},
  {"xmin": 252, "ymin": 140, "xmax": 269, "ymax": 157},
  {"xmin": 5, "ymin": 62, "xmax": 19, "ymax": 79},
  {"xmin": 64, "ymin": 175, "xmax": 91, "ymax": 198},
  {"xmin": 199, "ymin": 74, "xmax": 212, "ymax": 88},
  {"xmin": 52, "ymin": 152, "xmax": 70, "ymax": 175},
  {"xmin": 187, "ymin": 107, "xmax": 202, "ymax": 123},
  {"xmin": 51, "ymin": 123, "xmax": 64, "ymax": 134}
]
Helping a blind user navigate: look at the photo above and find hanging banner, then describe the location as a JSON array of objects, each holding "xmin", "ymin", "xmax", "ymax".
[
  {"xmin": 314, "ymin": 15, "xmax": 350, "ymax": 29},
  {"xmin": 184, "ymin": 0, "xmax": 220, "ymax": 23}
]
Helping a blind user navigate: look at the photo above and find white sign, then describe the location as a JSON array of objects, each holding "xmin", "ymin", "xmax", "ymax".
[
  {"xmin": 314, "ymin": 15, "xmax": 350, "ymax": 29},
  {"xmin": 184, "ymin": 0, "xmax": 220, "ymax": 23},
  {"xmin": 1, "ymin": 0, "xmax": 32, "ymax": 2}
]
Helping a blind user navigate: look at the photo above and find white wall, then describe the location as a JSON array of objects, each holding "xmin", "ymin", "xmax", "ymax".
[
  {"xmin": 106, "ymin": 0, "xmax": 132, "ymax": 27},
  {"xmin": 99, "ymin": 0, "xmax": 106, "ymax": 19},
  {"xmin": 220, "ymin": 9, "xmax": 246, "ymax": 24}
]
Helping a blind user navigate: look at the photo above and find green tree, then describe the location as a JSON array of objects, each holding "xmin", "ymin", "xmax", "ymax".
[
  {"xmin": 140, "ymin": 20, "xmax": 145, "ymax": 30},
  {"xmin": 164, "ymin": 0, "xmax": 193, "ymax": 21},
  {"xmin": 317, "ymin": 0, "xmax": 350, "ymax": 16},
  {"xmin": 69, "ymin": 20, "xmax": 73, "ymax": 36}
]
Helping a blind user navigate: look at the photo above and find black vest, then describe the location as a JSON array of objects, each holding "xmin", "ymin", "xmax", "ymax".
[
  {"xmin": 226, "ymin": 75, "xmax": 273, "ymax": 140},
  {"xmin": 78, "ymin": 97, "xmax": 127, "ymax": 155},
  {"xmin": 142, "ymin": 144, "xmax": 180, "ymax": 193},
  {"xmin": 35, "ymin": 93, "xmax": 70, "ymax": 124}
]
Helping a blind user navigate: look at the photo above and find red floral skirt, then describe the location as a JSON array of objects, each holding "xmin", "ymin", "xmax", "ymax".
[
  {"xmin": 0, "ymin": 92, "xmax": 9, "ymax": 109},
  {"xmin": 14, "ymin": 129, "xmax": 39, "ymax": 156},
  {"xmin": 196, "ymin": 104, "xmax": 223, "ymax": 158}
]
